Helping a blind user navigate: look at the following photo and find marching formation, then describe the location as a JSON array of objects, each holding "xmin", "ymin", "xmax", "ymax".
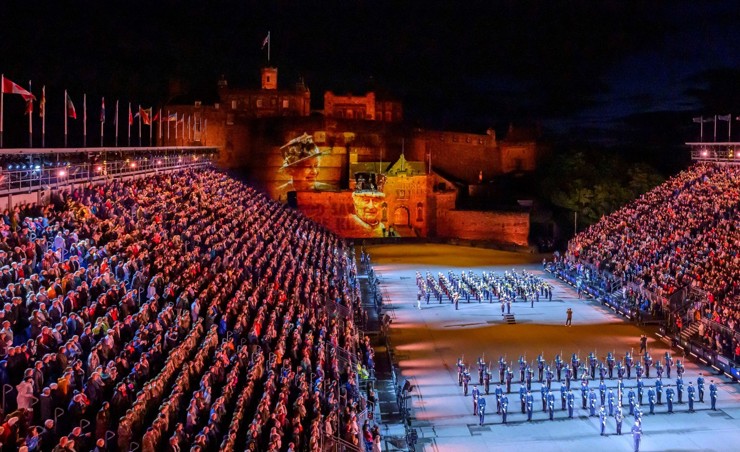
[
  {"xmin": 456, "ymin": 347, "xmax": 718, "ymax": 452},
  {"xmin": 415, "ymin": 270, "xmax": 552, "ymax": 311}
]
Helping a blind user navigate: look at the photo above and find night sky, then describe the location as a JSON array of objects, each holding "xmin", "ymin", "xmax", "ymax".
[{"xmin": 2, "ymin": 1, "xmax": 740, "ymax": 148}]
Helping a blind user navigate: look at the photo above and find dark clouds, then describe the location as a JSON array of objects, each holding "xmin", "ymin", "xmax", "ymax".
[{"xmin": 2, "ymin": 1, "xmax": 740, "ymax": 139}]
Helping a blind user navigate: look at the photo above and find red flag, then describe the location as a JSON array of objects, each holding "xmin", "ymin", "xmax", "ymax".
[
  {"xmin": 39, "ymin": 86, "xmax": 46, "ymax": 118},
  {"xmin": 151, "ymin": 110, "xmax": 160, "ymax": 122},
  {"xmin": 66, "ymin": 92, "xmax": 77, "ymax": 119},
  {"xmin": 25, "ymin": 99, "xmax": 33, "ymax": 115},
  {"xmin": 139, "ymin": 107, "xmax": 151, "ymax": 125},
  {"xmin": 128, "ymin": 104, "xmax": 133, "ymax": 125},
  {"xmin": 1, "ymin": 76, "xmax": 35, "ymax": 101}
]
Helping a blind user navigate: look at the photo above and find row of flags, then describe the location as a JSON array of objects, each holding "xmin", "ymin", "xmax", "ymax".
[
  {"xmin": 692, "ymin": 115, "xmax": 739, "ymax": 141},
  {"xmin": 1, "ymin": 74, "xmax": 204, "ymax": 147},
  {"xmin": 692, "ymin": 115, "xmax": 738, "ymax": 123}
]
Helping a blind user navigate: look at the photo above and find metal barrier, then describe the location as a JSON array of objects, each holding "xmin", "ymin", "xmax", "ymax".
[
  {"xmin": 80, "ymin": 418, "xmax": 91, "ymax": 431},
  {"xmin": 54, "ymin": 407, "xmax": 65, "ymax": 430},
  {"xmin": 0, "ymin": 152, "xmax": 215, "ymax": 195},
  {"xmin": 130, "ymin": 441, "xmax": 140, "ymax": 452},
  {"xmin": 322, "ymin": 431, "xmax": 362, "ymax": 452},
  {"xmin": 105, "ymin": 430, "xmax": 116, "ymax": 446},
  {"xmin": 2, "ymin": 384, "xmax": 11, "ymax": 412}
]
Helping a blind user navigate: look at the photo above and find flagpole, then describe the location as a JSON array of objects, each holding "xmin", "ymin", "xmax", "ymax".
[
  {"xmin": 167, "ymin": 110, "xmax": 170, "ymax": 142},
  {"xmin": 714, "ymin": 115, "xmax": 717, "ymax": 142},
  {"xmin": 268, "ymin": 31, "xmax": 271, "ymax": 63},
  {"xmin": 100, "ymin": 97, "xmax": 104, "ymax": 147},
  {"xmin": 127, "ymin": 102, "xmax": 131, "ymax": 147},
  {"xmin": 158, "ymin": 108, "xmax": 162, "ymax": 145},
  {"xmin": 149, "ymin": 109, "xmax": 153, "ymax": 146},
  {"xmin": 28, "ymin": 80, "xmax": 32, "ymax": 148},
  {"xmin": 729, "ymin": 115, "xmax": 732, "ymax": 141},
  {"xmin": 83, "ymin": 93, "xmax": 87, "ymax": 147},
  {"xmin": 175, "ymin": 113, "xmax": 178, "ymax": 143},
  {"xmin": 41, "ymin": 86, "xmax": 46, "ymax": 148},
  {"xmin": 115, "ymin": 100, "xmax": 119, "ymax": 147},
  {"xmin": 700, "ymin": 117, "xmax": 703, "ymax": 142},
  {"xmin": 138, "ymin": 104, "xmax": 142, "ymax": 147},
  {"xmin": 64, "ymin": 90, "xmax": 68, "ymax": 148},
  {"xmin": 1, "ymin": 74, "xmax": 5, "ymax": 148}
]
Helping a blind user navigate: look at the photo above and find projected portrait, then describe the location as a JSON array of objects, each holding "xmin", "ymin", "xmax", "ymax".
[
  {"xmin": 348, "ymin": 172, "xmax": 387, "ymax": 237},
  {"xmin": 277, "ymin": 133, "xmax": 333, "ymax": 195}
]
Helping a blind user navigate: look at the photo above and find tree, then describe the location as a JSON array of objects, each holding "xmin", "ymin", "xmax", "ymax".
[{"xmin": 539, "ymin": 148, "xmax": 664, "ymax": 232}]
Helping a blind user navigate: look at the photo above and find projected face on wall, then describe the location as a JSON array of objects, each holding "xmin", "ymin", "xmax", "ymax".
[
  {"xmin": 352, "ymin": 191, "xmax": 384, "ymax": 227},
  {"xmin": 284, "ymin": 155, "xmax": 321, "ymax": 191},
  {"xmin": 344, "ymin": 172, "xmax": 387, "ymax": 237},
  {"xmin": 278, "ymin": 133, "xmax": 331, "ymax": 193}
]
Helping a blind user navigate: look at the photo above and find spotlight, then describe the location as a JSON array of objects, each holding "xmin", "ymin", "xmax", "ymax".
[
  {"xmin": 95, "ymin": 166, "xmax": 102, "ymax": 172},
  {"xmin": 130, "ymin": 162, "xmax": 137, "ymax": 168},
  {"xmin": 58, "ymin": 170, "xmax": 67, "ymax": 177},
  {"xmin": 701, "ymin": 150, "xmax": 708, "ymax": 157},
  {"xmin": 34, "ymin": 165, "xmax": 40, "ymax": 170},
  {"xmin": 7, "ymin": 165, "xmax": 12, "ymax": 170},
  {"xmin": 156, "ymin": 160, "xmax": 162, "ymax": 165}
]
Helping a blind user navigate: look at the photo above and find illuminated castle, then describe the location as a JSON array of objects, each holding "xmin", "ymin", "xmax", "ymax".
[{"xmin": 165, "ymin": 66, "xmax": 539, "ymax": 246}]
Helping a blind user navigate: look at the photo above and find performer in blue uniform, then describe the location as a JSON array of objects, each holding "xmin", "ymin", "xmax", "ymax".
[
  {"xmin": 631, "ymin": 420, "xmax": 643, "ymax": 452},
  {"xmin": 478, "ymin": 396, "xmax": 487, "ymax": 425}
]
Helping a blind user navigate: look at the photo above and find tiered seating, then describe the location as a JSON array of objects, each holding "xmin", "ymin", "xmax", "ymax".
[
  {"xmin": 565, "ymin": 163, "xmax": 739, "ymax": 305},
  {"xmin": 0, "ymin": 169, "xmax": 376, "ymax": 451}
]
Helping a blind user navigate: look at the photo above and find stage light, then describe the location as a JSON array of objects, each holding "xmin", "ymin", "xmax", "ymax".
[
  {"xmin": 58, "ymin": 170, "xmax": 67, "ymax": 177},
  {"xmin": 130, "ymin": 162, "xmax": 137, "ymax": 168},
  {"xmin": 156, "ymin": 160, "xmax": 162, "ymax": 165},
  {"xmin": 7, "ymin": 165, "xmax": 12, "ymax": 170},
  {"xmin": 95, "ymin": 166, "xmax": 102, "ymax": 172},
  {"xmin": 701, "ymin": 150, "xmax": 708, "ymax": 157},
  {"xmin": 34, "ymin": 165, "xmax": 40, "ymax": 170}
]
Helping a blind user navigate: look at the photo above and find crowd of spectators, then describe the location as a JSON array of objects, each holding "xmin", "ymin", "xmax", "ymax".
[
  {"xmin": 0, "ymin": 168, "xmax": 378, "ymax": 451},
  {"xmin": 566, "ymin": 163, "xmax": 739, "ymax": 303},
  {"xmin": 559, "ymin": 162, "xmax": 739, "ymax": 357}
]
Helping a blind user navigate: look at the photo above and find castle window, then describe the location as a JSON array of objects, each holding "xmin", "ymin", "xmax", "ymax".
[
  {"xmin": 282, "ymin": 99, "xmax": 289, "ymax": 108},
  {"xmin": 231, "ymin": 100, "xmax": 237, "ymax": 110},
  {"xmin": 256, "ymin": 99, "xmax": 263, "ymax": 108}
]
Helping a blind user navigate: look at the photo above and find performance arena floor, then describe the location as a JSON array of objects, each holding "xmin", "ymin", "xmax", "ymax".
[{"xmin": 370, "ymin": 244, "xmax": 740, "ymax": 452}]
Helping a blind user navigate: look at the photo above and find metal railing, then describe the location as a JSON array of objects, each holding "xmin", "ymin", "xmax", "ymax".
[
  {"xmin": 687, "ymin": 144, "xmax": 740, "ymax": 163},
  {"xmin": 0, "ymin": 153, "xmax": 215, "ymax": 195}
]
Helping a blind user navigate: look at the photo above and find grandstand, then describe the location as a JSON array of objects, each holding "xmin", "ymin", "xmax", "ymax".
[
  {"xmin": 552, "ymin": 161, "xmax": 740, "ymax": 377},
  {"xmin": 0, "ymin": 153, "xmax": 375, "ymax": 451}
]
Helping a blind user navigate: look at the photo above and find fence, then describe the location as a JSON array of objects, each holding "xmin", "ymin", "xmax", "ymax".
[{"xmin": 0, "ymin": 153, "xmax": 214, "ymax": 196}]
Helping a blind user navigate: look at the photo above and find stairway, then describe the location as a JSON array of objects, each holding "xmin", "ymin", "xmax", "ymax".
[
  {"xmin": 680, "ymin": 321, "xmax": 700, "ymax": 342},
  {"xmin": 504, "ymin": 314, "xmax": 516, "ymax": 324}
]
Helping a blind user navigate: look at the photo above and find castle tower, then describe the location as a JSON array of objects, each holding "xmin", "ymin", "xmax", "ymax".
[{"xmin": 261, "ymin": 67, "xmax": 278, "ymax": 90}]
